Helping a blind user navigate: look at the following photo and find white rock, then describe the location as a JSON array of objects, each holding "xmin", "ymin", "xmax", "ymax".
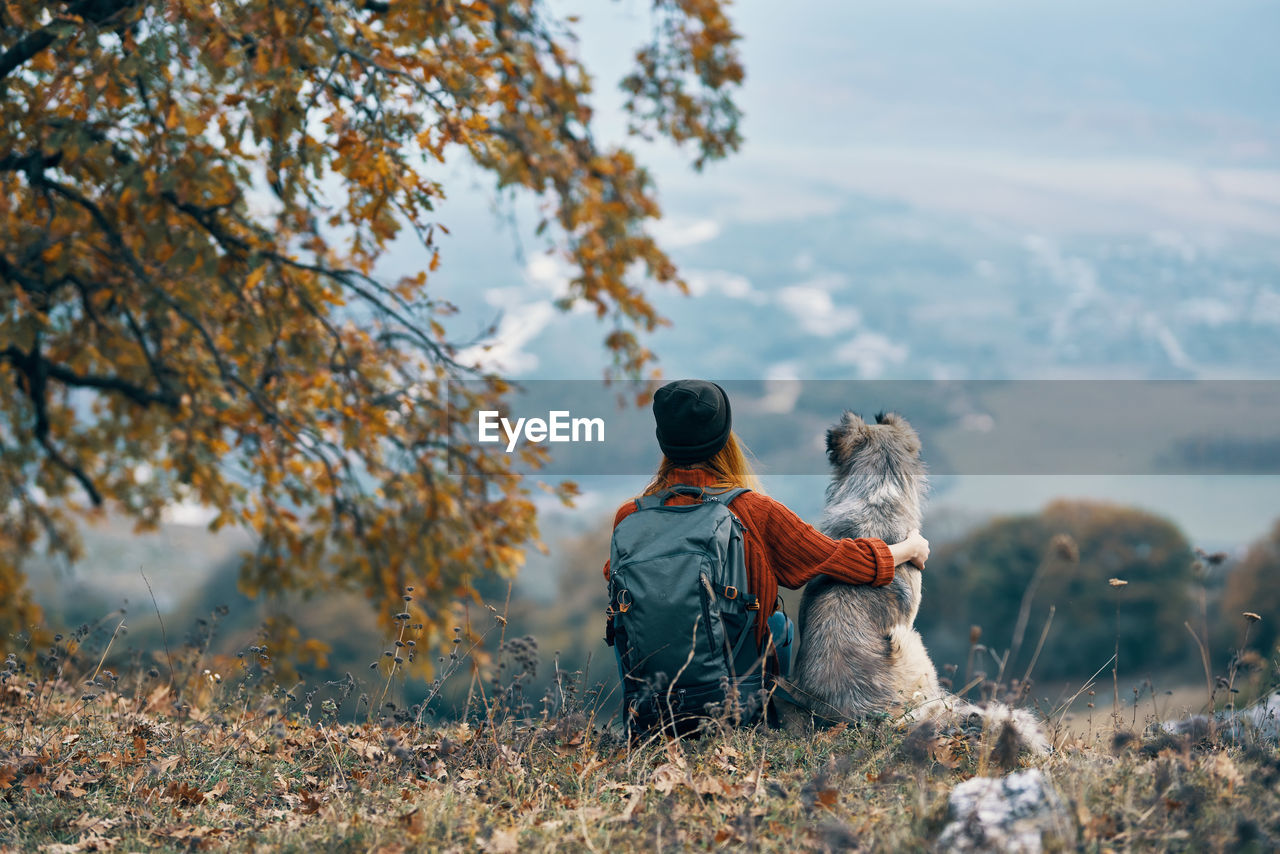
[
  {"xmin": 1243, "ymin": 692, "xmax": 1280, "ymax": 739},
  {"xmin": 1160, "ymin": 691, "xmax": 1280, "ymax": 744},
  {"xmin": 936, "ymin": 769, "xmax": 1073, "ymax": 854}
]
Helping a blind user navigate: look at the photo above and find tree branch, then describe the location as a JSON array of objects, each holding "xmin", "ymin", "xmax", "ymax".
[
  {"xmin": 0, "ymin": 150, "xmax": 63, "ymax": 173},
  {"xmin": 1, "ymin": 341, "xmax": 104, "ymax": 505},
  {"xmin": 0, "ymin": 0, "xmax": 140, "ymax": 83},
  {"xmin": 0, "ymin": 345, "xmax": 179, "ymax": 410},
  {"xmin": 0, "ymin": 25, "xmax": 60, "ymax": 83}
]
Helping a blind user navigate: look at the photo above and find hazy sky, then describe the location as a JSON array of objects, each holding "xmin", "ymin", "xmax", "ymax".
[
  {"xmin": 419, "ymin": 1, "xmax": 1280, "ymax": 547},
  {"xmin": 566, "ymin": 0, "xmax": 1280, "ymax": 162},
  {"xmin": 419, "ymin": 0, "xmax": 1280, "ymax": 381}
]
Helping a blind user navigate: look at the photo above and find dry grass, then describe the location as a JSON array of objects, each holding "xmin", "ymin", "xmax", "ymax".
[{"xmin": 2, "ymin": 605, "xmax": 1279, "ymax": 853}]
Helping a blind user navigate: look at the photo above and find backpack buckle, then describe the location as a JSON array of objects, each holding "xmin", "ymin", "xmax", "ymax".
[
  {"xmin": 723, "ymin": 586, "xmax": 738, "ymax": 600},
  {"xmin": 745, "ymin": 597, "xmax": 760, "ymax": 611},
  {"xmin": 617, "ymin": 588, "xmax": 632, "ymax": 613}
]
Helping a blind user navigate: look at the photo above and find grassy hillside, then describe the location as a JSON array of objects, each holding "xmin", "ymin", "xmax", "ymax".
[{"xmin": 3, "ymin": 615, "xmax": 1278, "ymax": 852}]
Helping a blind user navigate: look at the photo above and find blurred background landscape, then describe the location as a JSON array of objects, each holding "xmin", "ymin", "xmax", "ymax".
[{"xmin": 29, "ymin": 0, "xmax": 1280, "ymax": 721}]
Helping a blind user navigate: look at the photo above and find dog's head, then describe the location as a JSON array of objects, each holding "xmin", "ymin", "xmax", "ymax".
[{"xmin": 825, "ymin": 410, "xmax": 923, "ymax": 479}]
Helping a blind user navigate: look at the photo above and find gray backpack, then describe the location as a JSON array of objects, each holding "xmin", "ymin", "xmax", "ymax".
[{"xmin": 606, "ymin": 486, "xmax": 767, "ymax": 732}]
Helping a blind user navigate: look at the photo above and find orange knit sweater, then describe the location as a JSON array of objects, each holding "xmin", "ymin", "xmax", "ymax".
[{"xmin": 602, "ymin": 468, "xmax": 896, "ymax": 642}]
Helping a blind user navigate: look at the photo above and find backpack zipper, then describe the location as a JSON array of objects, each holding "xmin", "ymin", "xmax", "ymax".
[{"xmin": 699, "ymin": 574, "xmax": 718, "ymax": 659}]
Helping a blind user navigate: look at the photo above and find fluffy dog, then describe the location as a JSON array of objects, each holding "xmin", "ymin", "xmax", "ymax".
[{"xmin": 788, "ymin": 411, "xmax": 1048, "ymax": 754}]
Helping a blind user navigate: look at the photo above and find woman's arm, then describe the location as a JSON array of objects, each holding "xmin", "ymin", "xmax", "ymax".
[
  {"xmin": 887, "ymin": 529, "xmax": 930, "ymax": 570},
  {"xmin": 747, "ymin": 495, "xmax": 902, "ymax": 589}
]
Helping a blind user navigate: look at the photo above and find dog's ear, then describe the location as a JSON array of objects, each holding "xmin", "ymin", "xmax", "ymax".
[
  {"xmin": 827, "ymin": 410, "xmax": 868, "ymax": 465},
  {"xmin": 825, "ymin": 426, "xmax": 843, "ymax": 466},
  {"xmin": 877, "ymin": 411, "xmax": 922, "ymax": 456}
]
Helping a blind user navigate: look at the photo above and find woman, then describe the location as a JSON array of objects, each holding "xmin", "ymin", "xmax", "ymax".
[{"xmin": 603, "ymin": 379, "xmax": 929, "ymax": 731}]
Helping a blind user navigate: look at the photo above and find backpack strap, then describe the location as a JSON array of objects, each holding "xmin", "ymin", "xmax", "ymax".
[
  {"xmin": 633, "ymin": 485, "xmax": 751, "ymax": 509},
  {"xmin": 729, "ymin": 615, "xmax": 759, "ymax": 665},
  {"xmin": 702, "ymin": 487, "xmax": 749, "ymax": 506},
  {"xmin": 634, "ymin": 493, "xmax": 666, "ymax": 510},
  {"xmin": 704, "ymin": 488, "xmax": 751, "ymax": 537}
]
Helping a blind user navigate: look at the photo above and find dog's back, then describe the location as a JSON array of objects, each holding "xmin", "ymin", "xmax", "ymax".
[
  {"xmin": 790, "ymin": 411, "xmax": 1050, "ymax": 756},
  {"xmin": 792, "ymin": 411, "xmax": 939, "ymax": 718}
]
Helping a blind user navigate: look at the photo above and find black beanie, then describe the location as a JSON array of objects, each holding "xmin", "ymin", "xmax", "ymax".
[{"xmin": 652, "ymin": 379, "xmax": 732, "ymax": 464}]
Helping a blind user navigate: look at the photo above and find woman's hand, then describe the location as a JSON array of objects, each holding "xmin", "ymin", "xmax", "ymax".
[{"xmin": 888, "ymin": 529, "xmax": 930, "ymax": 570}]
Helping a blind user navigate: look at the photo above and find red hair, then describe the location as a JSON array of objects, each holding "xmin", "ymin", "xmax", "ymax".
[{"xmin": 642, "ymin": 431, "xmax": 763, "ymax": 495}]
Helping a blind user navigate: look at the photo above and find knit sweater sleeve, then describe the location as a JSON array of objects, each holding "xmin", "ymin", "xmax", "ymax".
[{"xmin": 745, "ymin": 494, "xmax": 895, "ymax": 589}]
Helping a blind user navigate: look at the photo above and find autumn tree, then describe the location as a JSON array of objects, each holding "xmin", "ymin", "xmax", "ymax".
[
  {"xmin": 1221, "ymin": 519, "xmax": 1280, "ymax": 658},
  {"xmin": 917, "ymin": 500, "xmax": 1196, "ymax": 682},
  {"xmin": 0, "ymin": 0, "xmax": 743, "ymax": 654}
]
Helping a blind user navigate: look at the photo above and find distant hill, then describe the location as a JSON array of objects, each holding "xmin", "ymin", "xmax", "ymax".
[{"xmin": 25, "ymin": 514, "xmax": 251, "ymax": 627}]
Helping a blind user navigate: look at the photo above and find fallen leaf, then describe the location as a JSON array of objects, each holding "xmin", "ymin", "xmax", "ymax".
[
  {"xmin": 690, "ymin": 775, "xmax": 727, "ymax": 796},
  {"xmin": 484, "ymin": 827, "xmax": 519, "ymax": 853},
  {"xmin": 294, "ymin": 791, "xmax": 323, "ymax": 815},
  {"xmin": 39, "ymin": 833, "xmax": 118, "ymax": 853},
  {"xmin": 0, "ymin": 765, "xmax": 17, "ymax": 790},
  {"xmin": 932, "ymin": 739, "xmax": 962, "ymax": 769},
  {"xmin": 1206, "ymin": 753, "xmax": 1244, "ymax": 789},
  {"xmin": 158, "ymin": 824, "xmax": 223, "ymax": 843},
  {"xmin": 664, "ymin": 739, "xmax": 688, "ymax": 769},
  {"xmin": 151, "ymin": 754, "xmax": 181, "ymax": 775},
  {"xmin": 555, "ymin": 730, "xmax": 586, "ymax": 754},
  {"xmin": 651, "ymin": 763, "xmax": 682, "ymax": 794},
  {"xmin": 397, "ymin": 808, "xmax": 424, "ymax": 834},
  {"xmin": 164, "ymin": 781, "xmax": 204, "ymax": 806},
  {"xmin": 71, "ymin": 816, "xmax": 120, "ymax": 832},
  {"xmin": 203, "ymin": 779, "xmax": 229, "ymax": 801}
]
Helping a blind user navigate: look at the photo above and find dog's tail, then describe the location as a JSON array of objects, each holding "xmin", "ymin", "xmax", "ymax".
[
  {"xmin": 910, "ymin": 694, "xmax": 1052, "ymax": 756},
  {"xmin": 773, "ymin": 681, "xmax": 1052, "ymax": 755}
]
